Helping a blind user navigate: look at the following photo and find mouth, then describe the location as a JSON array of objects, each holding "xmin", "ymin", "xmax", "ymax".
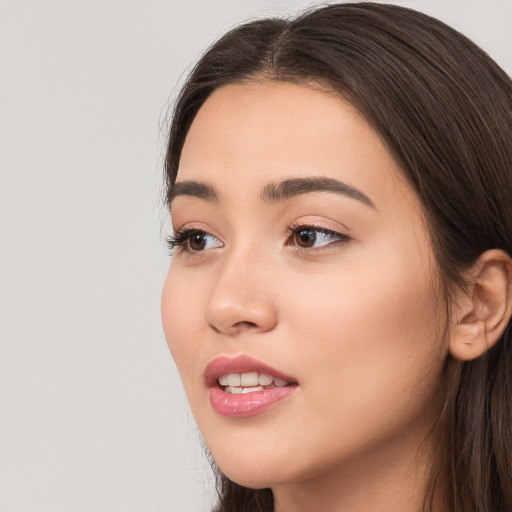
[
  {"xmin": 218, "ymin": 372, "xmax": 290, "ymax": 394},
  {"xmin": 205, "ymin": 355, "xmax": 298, "ymax": 418}
]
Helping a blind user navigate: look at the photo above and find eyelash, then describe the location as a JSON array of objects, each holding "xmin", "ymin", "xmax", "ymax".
[
  {"xmin": 167, "ymin": 225, "xmax": 351, "ymax": 255},
  {"xmin": 166, "ymin": 228, "xmax": 219, "ymax": 255}
]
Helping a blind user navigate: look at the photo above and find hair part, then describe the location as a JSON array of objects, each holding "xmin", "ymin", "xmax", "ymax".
[{"xmin": 165, "ymin": 3, "xmax": 512, "ymax": 511}]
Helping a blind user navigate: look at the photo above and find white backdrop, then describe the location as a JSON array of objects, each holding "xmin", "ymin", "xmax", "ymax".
[{"xmin": 1, "ymin": 1, "xmax": 511, "ymax": 511}]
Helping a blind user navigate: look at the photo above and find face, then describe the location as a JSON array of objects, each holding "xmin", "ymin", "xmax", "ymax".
[{"xmin": 162, "ymin": 82, "xmax": 447, "ymax": 491}]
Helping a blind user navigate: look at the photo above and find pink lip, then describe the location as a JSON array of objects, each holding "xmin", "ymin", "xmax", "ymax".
[{"xmin": 205, "ymin": 355, "xmax": 298, "ymax": 418}]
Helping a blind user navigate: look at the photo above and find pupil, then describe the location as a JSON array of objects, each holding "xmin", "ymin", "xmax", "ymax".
[
  {"xmin": 297, "ymin": 229, "xmax": 316, "ymax": 248},
  {"xmin": 190, "ymin": 232, "xmax": 206, "ymax": 250}
]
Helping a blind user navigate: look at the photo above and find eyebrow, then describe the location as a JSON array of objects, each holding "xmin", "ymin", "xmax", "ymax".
[
  {"xmin": 168, "ymin": 177, "xmax": 375, "ymax": 209},
  {"xmin": 167, "ymin": 181, "xmax": 219, "ymax": 207},
  {"xmin": 261, "ymin": 177, "xmax": 375, "ymax": 208}
]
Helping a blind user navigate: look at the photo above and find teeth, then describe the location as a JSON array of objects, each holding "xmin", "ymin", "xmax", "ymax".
[
  {"xmin": 218, "ymin": 372, "xmax": 290, "ymax": 390},
  {"xmin": 240, "ymin": 372, "xmax": 259, "ymax": 386},
  {"xmin": 258, "ymin": 373, "xmax": 273, "ymax": 386},
  {"xmin": 227, "ymin": 374, "xmax": 241, "ymax": 386},
  {"xmin": 225, "ymin": 386, "xmax": 243, "ymax": 394},
  {"xmin": 241, "ymin": 386, "xmax": 264, "ymax": 393},
  {"xmin": 225, "ymin": 386, "xmax": 264, "ymax": 394}
]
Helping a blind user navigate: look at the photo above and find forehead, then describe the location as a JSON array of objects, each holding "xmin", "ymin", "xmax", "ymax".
[{"xmin": 178, "ymin": 81, "xmax": 416, "ymax": 214}]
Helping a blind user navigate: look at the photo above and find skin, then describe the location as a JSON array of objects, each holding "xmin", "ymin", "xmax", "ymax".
[{"xmin": 161, "ymin": 82, "xmax": 450, "ymax": 511}]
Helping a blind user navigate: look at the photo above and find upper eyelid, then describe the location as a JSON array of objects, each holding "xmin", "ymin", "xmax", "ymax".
[
  {"xmin": 174, "ymin": 226, "xmax": 221, "ymax": 241},
  {"xmin": 290, "ymin": 226, "xmax": 350, "ymax": 239},
  {"xmin": 172, "ymin": 223, "xmax": 350, "ymax": 238},
  {"xmin": 289, "ymin": 223, "xmax": 350, "ymax": 237},
  {"xmin": 171, "ymin": 221, "xmax": 351, "ymax": 244},
  {"xmin": 289, "ymin": 214, "xmax": 352, "ymax": 232},
  {"xmin": 291, "ymin": 224, "xmax": 341, "ymax": 233},
  {"xmin": 172, "ymin": 223, "xmax": 219, "ymax": 237}
]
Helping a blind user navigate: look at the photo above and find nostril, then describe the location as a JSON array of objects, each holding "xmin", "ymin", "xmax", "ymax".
[
  {"xmin": 206, "ymin": 321, "xmax": 258, "ymax": 335},
  {"xmin": 209, "ymin": 324, "xmax": 221, "ymax": 334},
  {"xmin": 235, "ymin": 321, "xmax": 259, "ymax": 330}
]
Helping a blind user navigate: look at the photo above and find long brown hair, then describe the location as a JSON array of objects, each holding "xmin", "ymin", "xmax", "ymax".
[{"xmin": 164, "ymin": 3, "xmax": 512, "ymax": 511}]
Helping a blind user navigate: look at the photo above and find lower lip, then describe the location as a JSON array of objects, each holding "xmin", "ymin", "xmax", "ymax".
[{"xmin": 209, "ymin": 386, "xmax": 296, "ymax": 418}]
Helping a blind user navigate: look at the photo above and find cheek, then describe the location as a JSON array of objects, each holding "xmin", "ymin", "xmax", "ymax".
[
  {"xmin": 288, "ymin": 247, "xmax": 438, "ymax": 341},
  {"xmin": 161, "ymin": 266, "xmax": 204, "ymax": 388},
  {"xmin": 257, "ymin": 252, "xmax": 446, "ymax": 481},
  {"xmin": 285, "ymin": 248, "xmax": 444, "ymax": 427}
]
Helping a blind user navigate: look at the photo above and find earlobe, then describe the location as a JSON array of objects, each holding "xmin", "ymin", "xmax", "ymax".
[
  {"xmin": 450, "ymin": 320, "xmax": 488, "ymax": 361},
  {"xmin": 449, "ymin": 249, "xmax": 512, "ymax": 361}
]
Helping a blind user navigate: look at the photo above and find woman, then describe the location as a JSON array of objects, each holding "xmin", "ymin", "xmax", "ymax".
[{"xmin": 161, "ymin": 3, "xmax": 512, "ymax": 511}]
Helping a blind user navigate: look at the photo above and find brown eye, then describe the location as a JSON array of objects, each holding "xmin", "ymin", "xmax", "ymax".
[
  {"xmin": 289, "ymin": 226, "xmax": 350, "ymax": 250},
  {"xmin": 167, "ymin": 229, "xmax": 223, "ymax": 254},
  {"xmin": 294, "ymin": 229, "xmax": 317, "ymax": 248},
  {"xmin": 184, "ymin": 230, "xmax": 223, "ymax": 251},
  {"xmin": 188, "ymin": 232, "xmax": 207, "ymax": 251}
]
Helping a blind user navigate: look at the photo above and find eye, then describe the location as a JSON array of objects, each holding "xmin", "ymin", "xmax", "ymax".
[
  {"xmin": 288, "ymin": 225, "xmax": 350, "ymax": 249},
  {"xmin": 167, "ymin": 228, "xmax": 223, "ymax": 253}
]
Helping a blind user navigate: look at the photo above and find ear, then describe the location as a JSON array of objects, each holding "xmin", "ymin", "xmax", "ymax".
[{"xmin": 450, "ymin": 249, "xmax": 512, "ymax": 361}]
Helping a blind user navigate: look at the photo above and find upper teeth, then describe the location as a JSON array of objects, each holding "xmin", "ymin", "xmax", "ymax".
[{"xmin": 218, "ymin": 372, "xmax": 288, "ymax": 388}]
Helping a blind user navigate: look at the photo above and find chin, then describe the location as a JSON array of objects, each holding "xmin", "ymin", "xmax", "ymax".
[
  {"xmin": 207, "ymin": 441, "xmax": 292, "ymax": 489},
  {"xmin": 217, "ymin": 461, "xmax": 283, "ymax": 490}
]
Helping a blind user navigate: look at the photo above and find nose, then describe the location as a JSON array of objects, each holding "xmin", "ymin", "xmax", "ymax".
[{"xmin": 203, "ymin": 248, "xmax": 278, "ymax": 336}]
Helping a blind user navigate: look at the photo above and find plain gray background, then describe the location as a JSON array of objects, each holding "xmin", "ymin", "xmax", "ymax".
[{"xmin": 1, "ymin": 1, "xmax": 511, "ymax": 511}]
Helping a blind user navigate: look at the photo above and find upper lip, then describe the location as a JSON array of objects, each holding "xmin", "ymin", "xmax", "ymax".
[{"xmin": 204, "ymin": 354, "xmax": 298, "ymax": 387}]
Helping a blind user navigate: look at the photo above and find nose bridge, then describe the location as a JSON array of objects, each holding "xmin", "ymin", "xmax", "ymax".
[{"xmin": 203, "ymin": 240, "xmax": 277, "ymax": 335}]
